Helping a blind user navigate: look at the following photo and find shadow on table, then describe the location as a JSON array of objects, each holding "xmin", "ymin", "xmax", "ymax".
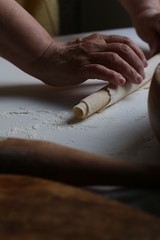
[{"xmin": 0, "ymin": 82, "xmax": 105, "ymax": 110}]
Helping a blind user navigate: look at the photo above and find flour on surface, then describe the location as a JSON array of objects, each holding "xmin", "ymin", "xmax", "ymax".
[
  {"xmin": 0, "ymin": 88, "xmax": 160, "ymax": 163},
  {"xmin": 0, "ymin": 107, "xmax": 100, "ymax": 139}
]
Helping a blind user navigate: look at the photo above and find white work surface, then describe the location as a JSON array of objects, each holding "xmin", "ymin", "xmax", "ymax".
[
  {"xmin": 0, "ymin": 28, "xmax": 160, "ymax": 164},
  {"xmin": 1, "ymin": 28, "xmax": 160, "ymax": 215}
]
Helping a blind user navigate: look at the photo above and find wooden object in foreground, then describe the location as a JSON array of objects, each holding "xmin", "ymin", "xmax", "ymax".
[
  {"xmin": 0, "ymin": 174, "xmax": 160, "ymax": 240},
  {"xmin": 148, "ymin": 63, "xmax": 160, "ymax": 141},
  {"xmin": 0, "ymin": 138, "xmax": 160, "ymax": 188}
]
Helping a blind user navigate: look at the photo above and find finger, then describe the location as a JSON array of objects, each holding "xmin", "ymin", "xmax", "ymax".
[
  {"xmin": 103, "ymin": 35, "xmax": 148, "ymax": 67},
  {"xmin": 91, "ymin": 52, "xmax": 143, "ymax": 84},
  {"xmin": 82, "ymin": 64, "xmax": 126, "ymax": 85},
  {"xmin": 104, "ymin": 43, "xmax": 145, "ymax": 78}
]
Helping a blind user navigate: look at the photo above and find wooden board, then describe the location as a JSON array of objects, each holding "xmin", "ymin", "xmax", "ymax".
[
  {"xmin": 0, "ymin": 175, "xmax": 160, "ymax": 239},
  {"xmin": 1, "ymin": 138, "xmax": 160, "ymax": 188}
]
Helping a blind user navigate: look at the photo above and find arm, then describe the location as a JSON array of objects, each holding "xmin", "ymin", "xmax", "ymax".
[
  {"xmin": 0, "ymin": 0, "xmax": 53, "ymax": 72},
  {"xmin": 119, "ymin": 0, "xmax": 159, "ymax": 16},
  {"xmin": 0, "ymin": 0, "xmax": 147, "ymax": 86},
  {"xmin": 120, "ymin": 0, "xmax": 160, "ymax": 56}
]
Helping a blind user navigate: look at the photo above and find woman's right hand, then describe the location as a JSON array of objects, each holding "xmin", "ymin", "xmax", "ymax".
[{"xmin": 32, "ymin": 33, "xmax": 147, "ymax": 87}]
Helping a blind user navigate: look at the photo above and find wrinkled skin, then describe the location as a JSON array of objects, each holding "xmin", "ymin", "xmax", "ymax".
[
  {"xmin": 119, "ymin": 0, "xmax": 160, "ymax": 56},
  {"xmin": 0, "ymin": 0, "xmax": 148, "ymax": 87},
  {"xmin": 130, "ymin": 3, "xmax": 160, "ymax": 56},
  {"xmin": 33, "ymin": 33, "xmax": 147, "ymax": 87}
]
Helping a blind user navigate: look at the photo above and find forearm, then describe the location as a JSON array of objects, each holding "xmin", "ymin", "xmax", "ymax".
[
  {"xmin": 0, "ymin": 0, "xmax": 53, "ymax": 73},
  {"xmin": 0, "ymin": 0, "xmax": 147, "ymax": 87},
  {"xmin": 119, "ymin": 0, "xmax": 160, "ymax": 17}
]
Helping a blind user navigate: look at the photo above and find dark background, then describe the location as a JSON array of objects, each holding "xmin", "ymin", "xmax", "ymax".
[{"xmin": 59, "ymin": 0, "xmax": 132, "ymax": 35}]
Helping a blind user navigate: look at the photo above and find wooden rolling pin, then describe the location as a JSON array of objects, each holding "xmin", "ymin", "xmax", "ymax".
[
  {"xmin": 148, "ymin": 63, "xmax": 160, "ymax": 141},
  {"xmin": 1, "ymin": 175, "xmax": 160, "ymax": 240},
  {"xmin": 0, "ymin": 137, "xmax": 160, "ymax": 188}
]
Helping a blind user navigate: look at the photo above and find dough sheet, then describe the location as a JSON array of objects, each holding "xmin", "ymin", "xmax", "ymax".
[{"xmin": 73, "ymin": 53, "xmax": 160, "ymax": 119}]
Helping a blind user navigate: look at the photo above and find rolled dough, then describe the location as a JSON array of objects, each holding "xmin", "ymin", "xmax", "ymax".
[{"xmin": 73, "ymin": 53, "xmax": 160, "ymax": 119}]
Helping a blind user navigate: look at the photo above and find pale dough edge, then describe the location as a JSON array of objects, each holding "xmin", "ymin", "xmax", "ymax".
[{"xmin": 73, "ymin": 53, "xmax": 160, "ymax": 119}]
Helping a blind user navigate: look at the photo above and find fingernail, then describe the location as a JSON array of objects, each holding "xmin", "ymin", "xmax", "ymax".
[
  {"xmin": 119, "ymin": 77, "xmax": 126, "ymax": 85},
  {"xmin": 136, "ymin": 74, "xmax": 143, "ymax": 83}
]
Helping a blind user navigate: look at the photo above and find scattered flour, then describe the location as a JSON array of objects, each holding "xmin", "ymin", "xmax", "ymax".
[{"xmin": 0, "ymin": 107, "xmax": 100, "ymax": 139}]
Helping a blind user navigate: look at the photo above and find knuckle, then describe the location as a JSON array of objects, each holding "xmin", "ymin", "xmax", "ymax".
[
  {"xmin": 122, "ymin": 36, "xmax": 131, "ymax": 44},
  {"xmin": 89, "ymin": 33, "xmax": 103, "ymax": 41},
  {"xmin": 91, "ymin": 33, "xmax": 100, "ymax": 38},
  {"xmin": 136, "ymin": 62, "xmax": 143, "ymax": 71},
  {"xmin": 93, "ymin": 64, "xmax": 103, "ymax": 73},
  {"xmin": 75, "ymin": 37, "xmax": 83, "ymax": 44},
  {"xmin": 120, "ymin": 44, "xmax": 130, "ymax": 53},
  {"xmin": 129, "ymin": 67, "xmax": 136, "ymax": 77},
  {"xmin": 87, "ymin": 64, "xmax": 105, "ymax": 76},
  {"xmin": 106, "ymin": 35, "xmax": 114, "ymax": 42},
  {"xmin": 110, "ymin": 71, "xmax": 118, "ymax": 80},
  {"xmin": 108, "ymin": 52, "xmax": 119, "ymax": 63}
]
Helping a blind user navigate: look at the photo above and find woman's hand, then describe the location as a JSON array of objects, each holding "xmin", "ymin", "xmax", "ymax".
[
  {"xmin": 132, "ymin": 8, "xmax": 160, "ymax": 56},
  {"xmin": 120, "ymin": 0, "xmax": 160, "ymax": 56},
  {"xmin": 0, "ymin": 1, "xmax": 147, "ymax": 87},
  {"xmin": 33, "ymin": 33, "xmax": 147, "ymax": 87}
]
